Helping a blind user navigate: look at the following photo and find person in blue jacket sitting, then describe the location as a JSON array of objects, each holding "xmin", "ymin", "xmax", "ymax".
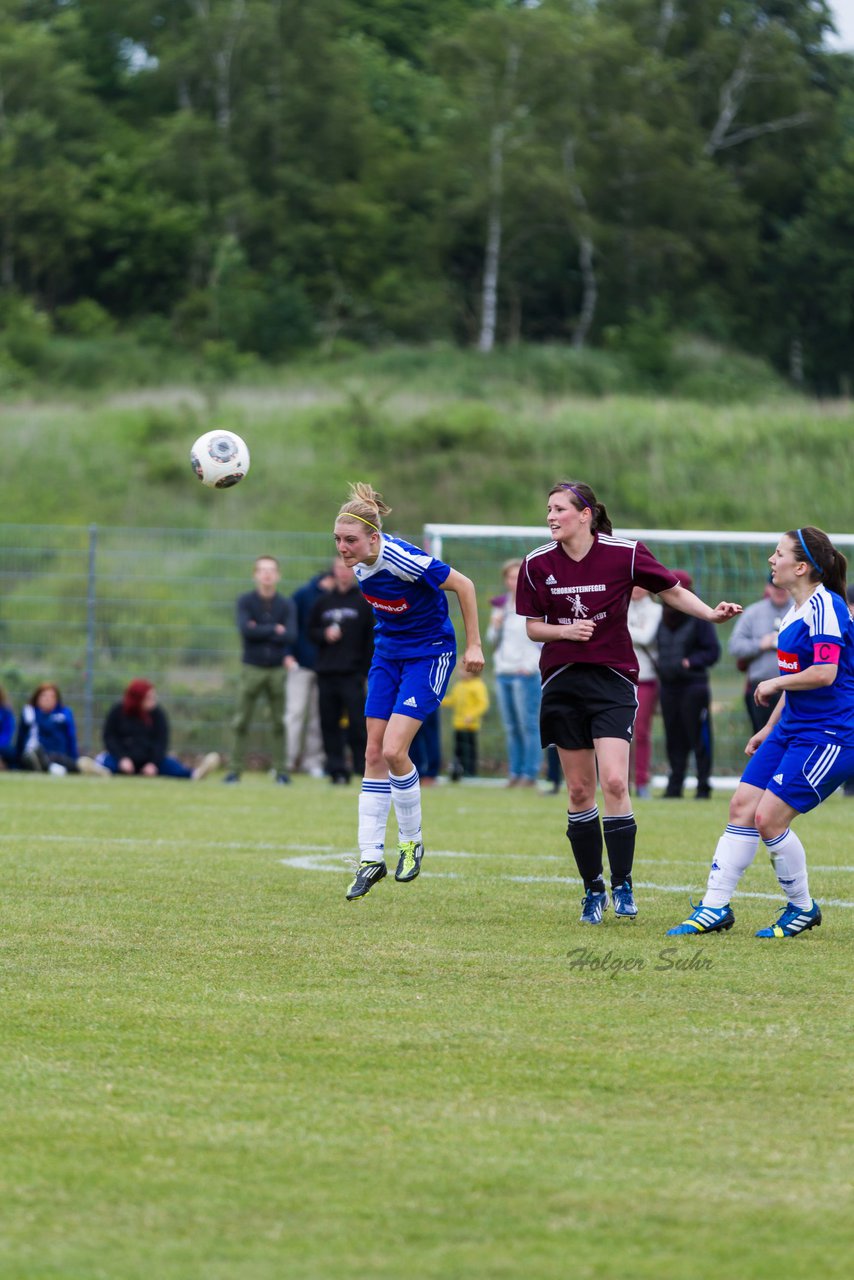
[
  {"xmin": 15, "ymin": 682, "xmax": 107, "ymax": 776},
  {"xmin": 0, "ymin": 683, "xmax": 17, "ymax": 769}
]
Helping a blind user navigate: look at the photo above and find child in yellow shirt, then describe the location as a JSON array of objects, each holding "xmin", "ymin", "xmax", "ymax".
[{"xmin": 443, "ymin": 666, "xmax": 490, "ymax": 778}]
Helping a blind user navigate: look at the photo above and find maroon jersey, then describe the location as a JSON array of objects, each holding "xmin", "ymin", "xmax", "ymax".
[{"xmin": 516, "ymin": 533, "xmax": 679, "ymax": 684}]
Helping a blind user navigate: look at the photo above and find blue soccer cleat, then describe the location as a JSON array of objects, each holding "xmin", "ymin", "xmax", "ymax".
[
  {"xmin": 612, "ymin": 881, "xmax": 638, "ymax": 919},
  {"xmin": 666, "ymin": 901, "xmax": 735, "ymax": 936},
  {"xmin": 755, "ymin": 899, "xmax": 822, "ymax": 938},
  {"xmin": 580, "ymin": 888, "xmax": 609, "ymax": 925}
]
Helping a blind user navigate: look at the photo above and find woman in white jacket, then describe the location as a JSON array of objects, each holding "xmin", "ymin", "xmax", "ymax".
[
  {"xmin": 627, "ymin": 586, "xmax": 662, "ymax": 798},
  {"xmin": 488, "ymin": 559, "xmax": 543, "ymax": 786}
]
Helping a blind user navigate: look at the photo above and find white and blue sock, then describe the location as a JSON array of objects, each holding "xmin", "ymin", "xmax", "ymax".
[
  {"xmin": 764, "ymin": 828, "xmax": 812, "ymax": 910},
  {"xmin": 358, "ymin": 778, "xmax": 392, "ymax": 862},
  {"xmin": 702, "ymin": 824, "xmax": 760, "ymax": 908},
  {"xmin": 390, "ymin": 767, "xmax": 422, "ymax": 843}
]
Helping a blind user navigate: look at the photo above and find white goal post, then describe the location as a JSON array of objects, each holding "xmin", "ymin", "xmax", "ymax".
[{"xmin": 422, "ymin": 524, "xmax": 854, "ymax": 782}]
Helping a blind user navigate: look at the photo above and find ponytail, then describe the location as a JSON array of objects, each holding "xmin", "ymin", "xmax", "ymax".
[
  {"xmin": 787, "ymin": 526, "xmax": 848, "ymax": 599},
  {"xmin": 337, "ymin": 482, "xmax": 391, "ymax": 532}
]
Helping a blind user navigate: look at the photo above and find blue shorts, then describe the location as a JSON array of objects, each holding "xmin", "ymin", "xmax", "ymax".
[
  {"xmin": 365, "ymin": 651, "xmax": 455, "ymax": 723},
  {"xmin": 741, "ymin": 724, "xmax": 854, "ymax": 814}
]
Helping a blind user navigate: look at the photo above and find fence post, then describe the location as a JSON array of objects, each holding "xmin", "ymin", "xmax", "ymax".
[{"xmin": 85, "ymin": 524, "xmax": 97, "ymax": 752}]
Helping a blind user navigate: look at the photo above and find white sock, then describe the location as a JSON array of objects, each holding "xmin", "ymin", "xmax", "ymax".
[
  {"xmin": 764, "ymin": 828, "xmax": 812, "ymax": 909},
  {"xmin": 390, "ymin": 767, "xmax": 422, "ymax": 842},
  {"xmin": 702, "ymin": 824, "xmax": 760, "ymax": 908},
  {"xmin": 358, "ymin": 779, "xmax": 392, "ymax": 862}
]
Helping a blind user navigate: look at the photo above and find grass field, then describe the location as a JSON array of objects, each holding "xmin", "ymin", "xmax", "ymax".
[{"xmin": 1, "ymin": 772, "xmax": 851, "ymax": 1279}]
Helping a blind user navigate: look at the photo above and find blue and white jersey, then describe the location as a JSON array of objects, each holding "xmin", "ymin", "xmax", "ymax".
[
  {"xmin": 354, "ymin": 534, "xmax": 456, "ymax": 659},
  {"xmin": 776, "ymin": 584, "xmax": 854, "ymax": 746}
]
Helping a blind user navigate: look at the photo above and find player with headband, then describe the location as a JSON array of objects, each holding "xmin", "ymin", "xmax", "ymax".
[
  {"xmin": 668, "ymin": 525, "xmax": 854, "ymax": 938},
  {"xmin": 516, "ymin": 480, "xmax": 742, "ymax": 926},
  {"xmin": 334, "ymin": 482, "xmax": 484, "ymax": 900}
]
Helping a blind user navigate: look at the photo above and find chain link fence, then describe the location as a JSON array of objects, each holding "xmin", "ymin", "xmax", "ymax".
[
  {"xmin": 0, "ymin": 525, "xmax": 335, "ymax": 764},
  {"xmin": 3, "ymin": 522, "xmax": 852, "ymax": 776}
]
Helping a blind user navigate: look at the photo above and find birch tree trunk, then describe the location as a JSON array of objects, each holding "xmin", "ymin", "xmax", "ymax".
[
  {"xmin": 563, "ymin": 138, "xmax": 596, "ymax": 350},
  {"xmin": 477, "ymin": 42, "xmax": 519, "ymax": 354}
]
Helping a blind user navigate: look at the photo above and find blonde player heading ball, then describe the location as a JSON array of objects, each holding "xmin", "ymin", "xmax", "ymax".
[{"xmin": 334, "ymin": 483, "xmax": 484, "ymax": 900}]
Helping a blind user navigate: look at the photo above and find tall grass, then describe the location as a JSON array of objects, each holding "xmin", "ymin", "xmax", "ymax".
[{"xmin": 3, "ymin": 354, "xmax": 851, "ymax": 532}]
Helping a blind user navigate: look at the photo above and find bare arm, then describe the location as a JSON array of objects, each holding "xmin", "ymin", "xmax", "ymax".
[
  {"xmin": 659, "ymin": 583, "xmax": 742, "ymax": 624},
  {"xmin": 526, "ymin": 617, "xmax": 596, "ymax": 643},
  {"xmin": 442, "ymin": 569, "xmax": 485, "ymax": 673},
  {"xmin": 755, "ymin": 664, "xmax": 837, "ymax": 705}
]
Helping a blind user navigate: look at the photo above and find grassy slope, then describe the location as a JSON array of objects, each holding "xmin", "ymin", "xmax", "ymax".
[
  {"xmin": 2, "ymin": 346, "xmax": 853, "ymax": 533},
  {"xmin": 0, "ymin": 773, "xmax": 851, "ymax": 1279}
]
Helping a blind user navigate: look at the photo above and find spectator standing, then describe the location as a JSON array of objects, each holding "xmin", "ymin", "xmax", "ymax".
[
  {"xmin": 409, "ymin": 709, "xmax": 442, "ymax": 785},
  {"xmin": 627, "ymin": 586, "xmax": 662, "ymax": 799},
  {"xmin": 0, "ymin": 684, "xmax": 17, "ymax": 769},
  {"xmin": 488, "ymin": 558, "xmax": 543, "ymax": 787},
  {"xmin": 224, "ymin": 555, "xmax": 297, "ymax": 784},
  {"xmin": 308, "ymin": 557, "xmax": 374, "ymax": 784},
  {"xmin": 443, "ymin": 663, "xmax": 490, "ymax": 778},
  {"xmin": 101, "ymin": 679, "xmax": 219, "ymax": 779},
  {"xmin": 656, "ymin": 570, "xmax": 721, "ymax": 799},
  {"xmin": 286, "ymin": 568, "xmax": 334, "ymax": 778},
  {"xmin": 728, "ymin": 578, "xmax": 791, "ymax": 731}
]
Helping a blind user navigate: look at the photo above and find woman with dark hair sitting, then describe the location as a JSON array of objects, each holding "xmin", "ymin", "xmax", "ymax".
[
  {"xmin": 100, "ymin": 679, "xmax": 219, "ymax": 780},
  {"xmin": 16, "ymin": 682, "xmax": 108, "ymax": 776}
]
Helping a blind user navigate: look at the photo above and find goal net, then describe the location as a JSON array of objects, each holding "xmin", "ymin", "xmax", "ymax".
[{"xmin": 423, "ymin": 523, "xmax": 854, "ymax": 782}]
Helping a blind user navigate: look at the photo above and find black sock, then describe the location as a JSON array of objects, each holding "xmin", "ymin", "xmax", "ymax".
[
  {"xmin": 603, "ymin": 813, "xmax": 637, "ymax": 888},
  {"xmin": 566, "ymin": 806, "xmax": 605, "ymax": 893}
]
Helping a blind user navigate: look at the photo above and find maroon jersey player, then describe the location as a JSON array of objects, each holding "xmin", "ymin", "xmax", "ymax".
[{"xmin": 516, "ymin": 481, "xmax": 741, "ymax": 925}]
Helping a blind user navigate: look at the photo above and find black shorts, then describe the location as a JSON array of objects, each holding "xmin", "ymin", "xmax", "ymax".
[{"xmin": 540, "ymin": 665, "xmax": 638, "ymax": 750}]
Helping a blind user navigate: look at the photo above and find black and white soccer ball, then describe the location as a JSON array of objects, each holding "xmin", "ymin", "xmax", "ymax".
[{"xmin": 190, "ymin": 430, "xmax": 250, "ymax": 489}]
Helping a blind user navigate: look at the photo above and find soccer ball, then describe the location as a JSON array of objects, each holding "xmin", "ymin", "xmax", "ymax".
[{"xmin": 190, "ymin": 430, "xmax": 250, "ymax": 489}]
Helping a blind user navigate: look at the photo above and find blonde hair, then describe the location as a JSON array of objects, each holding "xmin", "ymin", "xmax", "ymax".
[
  {"xmin": 501, "ymin": 557, "xmax": 522, "ymax": 577},
  {"xmin": 336, "ymin": 482, "xmax": 391, "ymax": 532}
]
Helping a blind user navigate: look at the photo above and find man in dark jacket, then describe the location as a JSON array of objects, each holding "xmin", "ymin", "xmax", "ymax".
[
  {"xmin": 308, "ymin": 558, "xmax": 374, "ymax": 783},
  {"xmin": 285, "ymin": 568, "xmax": 335, "ymax": 777},
  {"xmin": 224, "ymin": 555, "xmax": 297, "ymax": 784},
  {"xmin": 656, "ymin": 570, "xmax": 720, "ymax": 799}
]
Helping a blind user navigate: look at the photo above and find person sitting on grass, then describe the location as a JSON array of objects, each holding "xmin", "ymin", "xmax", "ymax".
[
  {"xmin": 15, "ymin": 682, "xmax": 108, "ymax": 776},
  {"xmin": 0, "ymin": 683, "xmax": 17, "ymax": 770},
  {"xmin": 98, "ymin": 679, "xmax": 219, "ymax": 780}
]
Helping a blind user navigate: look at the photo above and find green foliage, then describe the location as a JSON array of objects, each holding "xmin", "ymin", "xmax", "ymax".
[
  {"xmin": 0, "ymin": 1, "xmax": 849, "ymax": 387},
  {"xmin": 2, "ymin": 345, "xmax": 851, "ymax": 538}
]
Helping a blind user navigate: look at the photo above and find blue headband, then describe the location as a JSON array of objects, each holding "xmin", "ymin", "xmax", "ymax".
[
  {"xmin": 796, "ymin": 528, "xmax": 821, "ymax": 573},
  {"xmin": 560, "ymin": 483, "xmax": 592, "ymax": 512}
]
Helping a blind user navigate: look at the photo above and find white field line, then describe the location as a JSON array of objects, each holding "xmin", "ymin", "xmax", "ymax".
[
  {"xmin": 280, "ymin": 850, "xmax": 854, "ymax": 908},
  {"xmin": 2, "ymin": 833, "xmax": 852, "ymax": 880}
]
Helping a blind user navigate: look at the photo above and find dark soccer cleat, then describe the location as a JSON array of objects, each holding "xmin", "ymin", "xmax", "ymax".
[
  {"xmin": 346, "ymin": 860, "xmax": 388, "ymax": 900},
  {"xmin": 612, "ymin": 881, "xmax": 638, "ymax": 919},
  {"xmin": 666, "ymin": 901, "xmax": 734, "ymax": 936},
  {"xmin": 580, "ymin": 888, "xmax": 609, "ymax": 925},
  {"xmin": 755, "ymin": 899, "xmax": 822, "ymax": 938},
  {"xmin": 394, "ymin": 840, "xmax": 424, "ymax": 883}
]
